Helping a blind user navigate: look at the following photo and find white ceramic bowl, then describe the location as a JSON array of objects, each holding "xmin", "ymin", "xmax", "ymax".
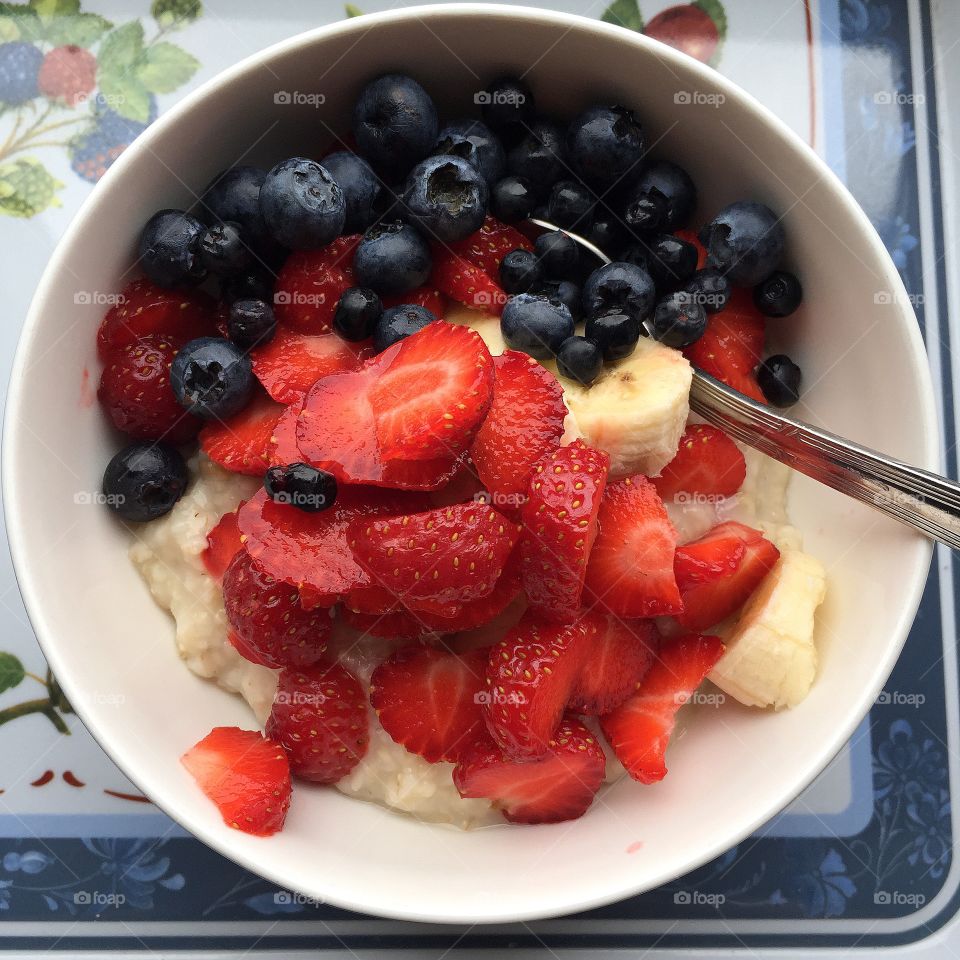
[{"xmin": 3, "ymin": 4, "xmax": 938, "ymax": 924}]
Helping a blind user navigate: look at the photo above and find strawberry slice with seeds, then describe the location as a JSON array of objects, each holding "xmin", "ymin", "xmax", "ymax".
[
  {"xmin": 454, "ymin": 717, "xmax": 605, "ymax": 823},
  {"xmin": 382, "ymin": 285, "xmax": 446, "ymax": 319},
  {"xmin": 600, "ymin": 633, "xmax": 725, "ymax": 784},
  {"xmin": 584, "ymin": 475, "xmax": 683, "ymax": 617},
  {"xmin": 471, "ymin": 351, "xmax": 568, "ymax": 499},
  {"xmin": 370, "ymin": 645, "xmax": 489, "ymax": 762},
  {"xmin": 268, "ymin": 400, "xmax": 304, "ymax": 466},
  {"xmin": 448, "ymin": 214, "xmax": 534, "ymax": 279},
  {"xmin": 674, "ymin": 520, "xmax": 750, "ymax": 587},
  {"xmin": 521, "ymin": 440, "xmax": 610, "ymax": 622},
  {"xmin": 677, "ymin": 524, "xmax": 779, "ymax": 630},
  {"xmin": 432, "ymin": 248, "xmax": 507, "ymax": 315},
  {"xmin": 200, "ymin": 390, "xmax": 287, "ymax": 476},
  {"xmin": 340, "ymin": 606, "xmax": 422, "ymax": 640},
  {"xmin": 181, "ymin": 726, "xmax": 291, "ymax": 836},
  {"xmin": 653, "ymin": 423, "xmax": 746, "ymax": 504},
  {"xmin": 202, "ymin": 509, "xmax": 244, "ymax": 579}
]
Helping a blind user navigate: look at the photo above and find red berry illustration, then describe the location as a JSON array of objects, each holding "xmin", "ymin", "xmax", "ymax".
[
  {"xmin": 643, "ymin": 1, "xmax": 726, "ymax": 65},
  {"xmin": 38, "ymin": 45, "xmax": 97, "ymax": 106}
]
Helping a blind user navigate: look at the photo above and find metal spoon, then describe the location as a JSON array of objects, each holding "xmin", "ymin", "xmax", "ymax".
[{"xmin": 529, "ymin": 218, "xmax": 960, "ymax": 550}]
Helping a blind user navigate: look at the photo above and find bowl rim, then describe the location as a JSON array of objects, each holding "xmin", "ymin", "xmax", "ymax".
[{"xmin": 2, "ymin": 2, "xmax": 939, "ymax": 924}]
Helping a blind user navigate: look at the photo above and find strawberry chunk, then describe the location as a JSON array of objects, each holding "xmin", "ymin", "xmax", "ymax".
[
  {"xmin": 267, "ymin": 662, "xmax": 369, "ymax": 784},
  {"xmin": 200, "ymin": 390, "xmax": 287, "ymax": 476},
  {"xmin": 584, "ymin": 475, "xmax": 682, "ymax": 617},
  {"xmin": 432, "ymin": 248, "xmax": 507, "ymax": 314},
  {"xmin": 251, "ymin": 327, "xmax": 372, "ymax": 404},
  {"xmin": 382, "ymin": 285, "xmax": 446, "ymax": 319},
  {"xmin": 674, "ymin": 520, "xmax": 749, "ymax": 586},
  {"xmin": 448, "ymin": 215, "xmax": 533, "ymax": 280},
  {"xmin": 97, "ymin": 278, "xmax": 215, "ymax": 359},
  {"xmin": 202, "ymin": 509, "xmax": 244, "ymax": 579},
  {"xmin": 181, "ymin": 726, "xmax": 291, "ymax": 836},
  {"xmin": 268, "ymin": 400, "xmax": 303, "ymax": 466},
  {"xmin": 340, "ymin": 606, "xmax": 422, "ymax": 640},
  {"xmin": 454, "ymin": 717, "xmax": 605, "ymax": 824},
  {"xmin": 677, "ymin": 524, "xmax": 779, "ymax": 630},
  {"xmin": 370, "ymin": 645, "xmax": 488, "ymax": 762},
  {"xmin": 521, "ymin": 440, "xmax": 609, "ymax": 622},
  {"xmin": 471, "ymin": 351, "xmax": 568, "ymax": 499},
  {"xmin": 653, "ymin": 424, "xmax": 746, "ymax": 504},
  {"xmin": 347, "ymin": 502, "xmax": 521, "ymax": 613},
  {"xmin": 600, "ymin": 633, "xmax": 725, "ymax": 784}
]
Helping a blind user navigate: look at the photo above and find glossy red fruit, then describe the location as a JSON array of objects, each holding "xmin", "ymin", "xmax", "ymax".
[
  {"xmin": 199, "ymin": 390, "xmax": 287, "ymax": 476},
  {"xmin": 202, "ymin": 509, "xmax": 244, "ymax": 579},
  {"xmin": 673, "ymin": 520, "xmax": 750, "ymax": 587},
  {"xmin": 652, "ymin": 423, "xmax": 746, "ymax": 504},
  {"xmin": 447, "ymin": 215, "xmax": 534, "ymax": 280},
  {"xmin": 432, "ymin": 248, "xmax": 507, "ymax": 314}
]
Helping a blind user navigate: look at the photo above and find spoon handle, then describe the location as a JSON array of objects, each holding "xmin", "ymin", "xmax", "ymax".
[{"xmin": 690, "ymin": 371, "xmax": 960, "ymax": 550}]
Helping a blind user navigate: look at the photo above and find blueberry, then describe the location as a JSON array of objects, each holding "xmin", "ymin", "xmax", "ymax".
[
  {"xmin": 546, "ymin": 180, "xmax": 594, "ymax": 230},
  {"xmin": 623, "ymin": 161, "xmax": 697, "ymax": 231},
  {"xmin": 566, "ymin": 104, "xmax": 644, "ymax": 187},
  {"xmin": 699, "ymin": 200, "xmax": 785, "ymax": 286},
  {"xmin": 499, "ymin": 249, "xmax": 542, "ymax": 293},
  {"xmin": 500, "ymin": 293, "xmax": 574, "ymax": 359},
  {"xmin": 260, "ymin": 158, "xmax": 345, "ymax": 250},
  {"xmin": 0, "ymin": 42, "xmax": 43, "ymax": 105},
  {"xmin": 197, "ymin": 221, "xmax": 251, "ymax": 276},
  {"xmin": 622, "ymin": 192, "xmax": 667, "ymax": 234},
  {"xmin": 637, "ymin": 233, "xmax": 699, "ymax": 289},
  {"xmin": 491, "ymin": 175, "xmax": 535, "ymax": 222},
  {"xmin": 582, "ymin": 261, "xmax": 656, "ymax": 323},
  {"xmin": 535, "ymin": 231, "xmax": 579, "ymax": 280},
  {"xmin": 352, "ymin": 73, "xmax": 438, "ymax": 179},
  {"xmin": 401, "ymin": 155, "xmax": 488, "ymax": 243},
  {"xmin": 102, "ymin": 442, "xmax": 188, "ymax": 522},
  {"xmin": 354, "ymin": 221, "xmax": 432, "ymax": 294},
  {"xmin": 228, "ymin": 298, "xmax": 276, "ymax": 350},
  {"xmin": 651, "ymin": 291, "xmax": 707, "ymax": 348},
  {"xmin": 374, "ymin": 303, "xmax": 436, "ymax": 353},
  {"xmin": 198, "ymin": 165, "xmax": 267, "ymax": 244},
  {"xmin": 320, "ymin": 150, "xmax": 381, "ymax": 233},
  {"xmin": 556, "ymin": 336, "xmax": 603, "ymax": 386},
  {"xmin": 264, "ymin": 462, "xmax": 337, "ymax": 513},
  {"xmin": 506, "ymin": 118, "xmax": 565, "ymax": 189},
  {"xmin": 138, "ymin": 209, "xmax": 206, "ymax": 288},
  {"xmin": 541, "ymin": 280, "xmax": 582, "ymax": 321},
  {"xmin": 480, "ymin": 76, "xmax": 535, "ymax": 131},
  {"xmin": 586, "ymin": 217, "xmax": 624, "ymax": 257},
  {"xmin": 434, "ymin": 118, "xmax": 505, "ymax": 187},
  {"xmin": 334, "ymin": 286, "xmax": 382, "ymax": 341},
  {"xmin": 584, "ymin": 310, "xmax": 641, "ymax": 361},
  {"xmin": 757, "ymin": 354, "xmax": 801, "ymax": 406},
  {"xmin": 221, "ymin": 267, "xmax": 274, "ymax": 304},
  {"xmin": 170, "ymin": 337, "xmax": 254, "ymax": 419},
  {"xmin": 683, "ymin": 268, "xmax": 730, "ymax": 314},
  {"xmin": 754, "ymin": 270, "xmax": 802, "ymax": 317}
]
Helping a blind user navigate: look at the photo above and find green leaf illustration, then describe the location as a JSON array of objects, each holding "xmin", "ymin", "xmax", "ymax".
[
  {"xmin": 45, "ymin": 11, "xmax": 111, "ymax": 46},
  {"xmin": 136, "ymin": 41, "xmax": 198, "ymax": 93},
  {"xmin": 0, "ymin": 2, "xmax": 41, "ymax": 41},
  {"xmin": 0, "ymin": 653, "xmax": 26, "ymax": 694},
  {"xmin": 98, "ymin": 20, "xmax": 145, "ymax": 74},
  {"xmin": 0, "ymin": 16, "xmax": 19, "ymax": 39},
  {"xmin": 345, "ymin": 3, "xmax": 363, "ymax": 17},
  {"xmin": 601, "ymin": 0, "xmax": 643, "ymax": 32},
  {"xmin": 151, "ymin": 0, "xmax": 202, "ymax": 29},
  {"xmin": 29, "ymin": 0, "xmax": 79, "ymax": 21},
  {"xmin": 100, "ymin": 71, "xmax": 151, "ymax": 122},
  {"xmin": 0, "ymin": 158, "xmax": 63, "ymax": 217}
]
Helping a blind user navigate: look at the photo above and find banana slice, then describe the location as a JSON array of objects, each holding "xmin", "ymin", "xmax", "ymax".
[{"xmin": 710, "ymin": 549, "xmax": 827, "ymax": 710}]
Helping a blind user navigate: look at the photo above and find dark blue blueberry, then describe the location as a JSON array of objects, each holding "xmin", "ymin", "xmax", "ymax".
[
  {"xmin": 699, "ymin": 200, "xmax": 785, "ymax": 286},
  {"xmin": 333, "ymin": 287, "xmax": 382, "ymax": 342},
  {"xmin": 754, "ymin": 270, "xmax": 802, "ymax": 317},
  {"xmin": 352, "ymin": 73, "xmax": 438, "ymax": 180},
  {"xmin": 260, "ymin": 158, "xmax": 345, "ymax": 250},
  {"xmin": 541, "ymin": 280, "xmax": 582, "ymax": 321},
  {"xmin": 228, "ymin": 298, "xmax": 277, "ymax": 350},
  {"xmin": 264, "ymin": 463, "xmax": 337, "ymax": 513},
  {"xmin": 556, "ymin": 336, "xmax": 603, "ymax": 386},
  {"xmin": 373, "ymin": 303, "xmax": 436, "ymax": 353},
  {"xmin": 566, "ymin": 104, "xmax": 644, "ymax": 187},
  {"xmin": 102, "ymin": 442, "xmax": 188, "ymax": 523},
  {"xmin": 480, "ymin": 76, "xmax": 534, "ymax": 131},
  {"xmin": 499, "ymin": 249, "xmax": 542, "ymax": 294},
  {"xmin": 434, "ymin": 118, "xmax": 505, "ymax": 187},
  {"xmin": 138, "ymin": 209, "xmax": 206, "ymax": 288},
  {"xmin": 651, "ymin": 291, "xmax": 707, "ymax": 348},
  {"xmin": 221, "ymin": 267, "xmax": 274, "ymax": 304},
  {"xmin": 0, "ymin": 42, "xmax": 42, "ymax": 105},
  {"xmin": 506, "ymin": 118, "xmax": 565, "ymax": 190},
  {"xmin": 636, "ymin": 233, "xmax": 699, "ymax": 289},
  {"xmin": 320, "ymin": 150, "xmax": 381, "ymax": 233},
  {"xmin": 401, "ymin": 155, "xmax": 488, "ymax": 243},
  {"xmin": 535, "ymin": 230, "xmax": 579, "ymax": 280},
  {"xmin": 198, "ymin": 165, "xmax": 267, "ymax": 244},
  {"xmin": 582, "ymin": 261, "xmax": 656, "ymax": 323},
  {"xmin": 491, "ymin": 175, "xmax": 535, "ymax": 222},
  {"xmin": 353, "ymin": 221, "xmax": 432, "ymax": 294},
  {"xmin": 622, "ymin": 191, "xmax": 667, "ymax": 234},
  {"xmin": 546, "ymin": 179, "xmax": 594, "ymax": 230},
  {"xmin": 197, "ymin": 221, "xmax": 251, "ymax": 276},
  {"xmin": 586, "ymin": 217, "xmax": 624, "ymax": 257},
  {"xmin": 683, "ymin": 268, "xmax": 730, "ymax": 314},
  {"xmin": 757, "ymin": 354, "xmax": 801, "ymax": 406},
  {"xmin": 623, "ymin": 161, "xmax": 697, "ymax": 231},
  {"xmin": 170, "ymin": 337, "xmax": 254, "ymax": 419},
  {"xmin": 584, "ymin": 310, "xmax": 641, "ymax": 361},
  {"xmin": 500, "ymin": 293, "xmax": 574, "ymax": 359}
]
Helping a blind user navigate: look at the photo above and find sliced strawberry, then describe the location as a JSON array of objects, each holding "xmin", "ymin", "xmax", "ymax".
[
  {"xmin": 340, "ymin": 606, "xmax": 422, "ymax": 640},
  {"xmin": 370, "ymin": 645, "xmax": 488, "ymax": 762},
  {"xmin": 570, "ymin": 615, "xmax": 658, "ymax": 715},
  {"xmin": 382, "ymin": 285, "xmax": 446, "ymax": 319},
  {"xmin": 268, "ymin": 400, "xmax": 304, "ymax": 466},
  {"xmin": 600, "ymin": 633, "xmax": 725, "ymax": 784},
  {"xmin": 251, "ymin": 327, "xmax": 372, "ymax": 404},
  {"xmin": 199, "ymin": 390, "xmax": 287, "ymax": 476},
  {"xmin": 521, "ymin": 440, "xmax": 609, "ymax": 622},
  {"xmin": 448, "ymin": 215, "xmax": 534, "ymax": 279},
  {"xmin": 347, "ymin": 502, "xmax": 521, "ymax": 613},
  {"xmin": 368, "ymin": 321, "xmax": 494, "ymax": 462},
  {"xmin": 202, "ymin": 510, "xmax": 244, "ymax": 579},
  {"xmin": 677, "ymin": 524, "xmax": 779, "ymax": 630},
  {"xmin": 454, "ymin": 717, "xmax": 605, "ymax": 824},
  {"xmin": 432, "ymin": 248, "xmax": 507, "ymax": 315},
  {"xmin": 674, "ymin": 520, "xmax": 750, "ymax": 587},
  {"xmin": 181, "ymin": 726, "xmax": 291, "ymax": 836},
  {"xmin": 583, "ymin": 475, "xmax": 682, "ymax": 617},
  {"xmin": 652, "ymin": 424, "xmax": 746, "ymax": 504},
  {"xmin": 471, "ymin": 351, "xmax": 568, "ymax": 498},
  {"xmin": 227, "ymin": 629, "xmax": 277, "ymax": 667},
  {"xmin": 97, "ymin": 278, "xmax": 216, "ymax": 358},
  {"xmin": 344, "ymin": 580, "xmax": 402, "ymax": 614}
]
